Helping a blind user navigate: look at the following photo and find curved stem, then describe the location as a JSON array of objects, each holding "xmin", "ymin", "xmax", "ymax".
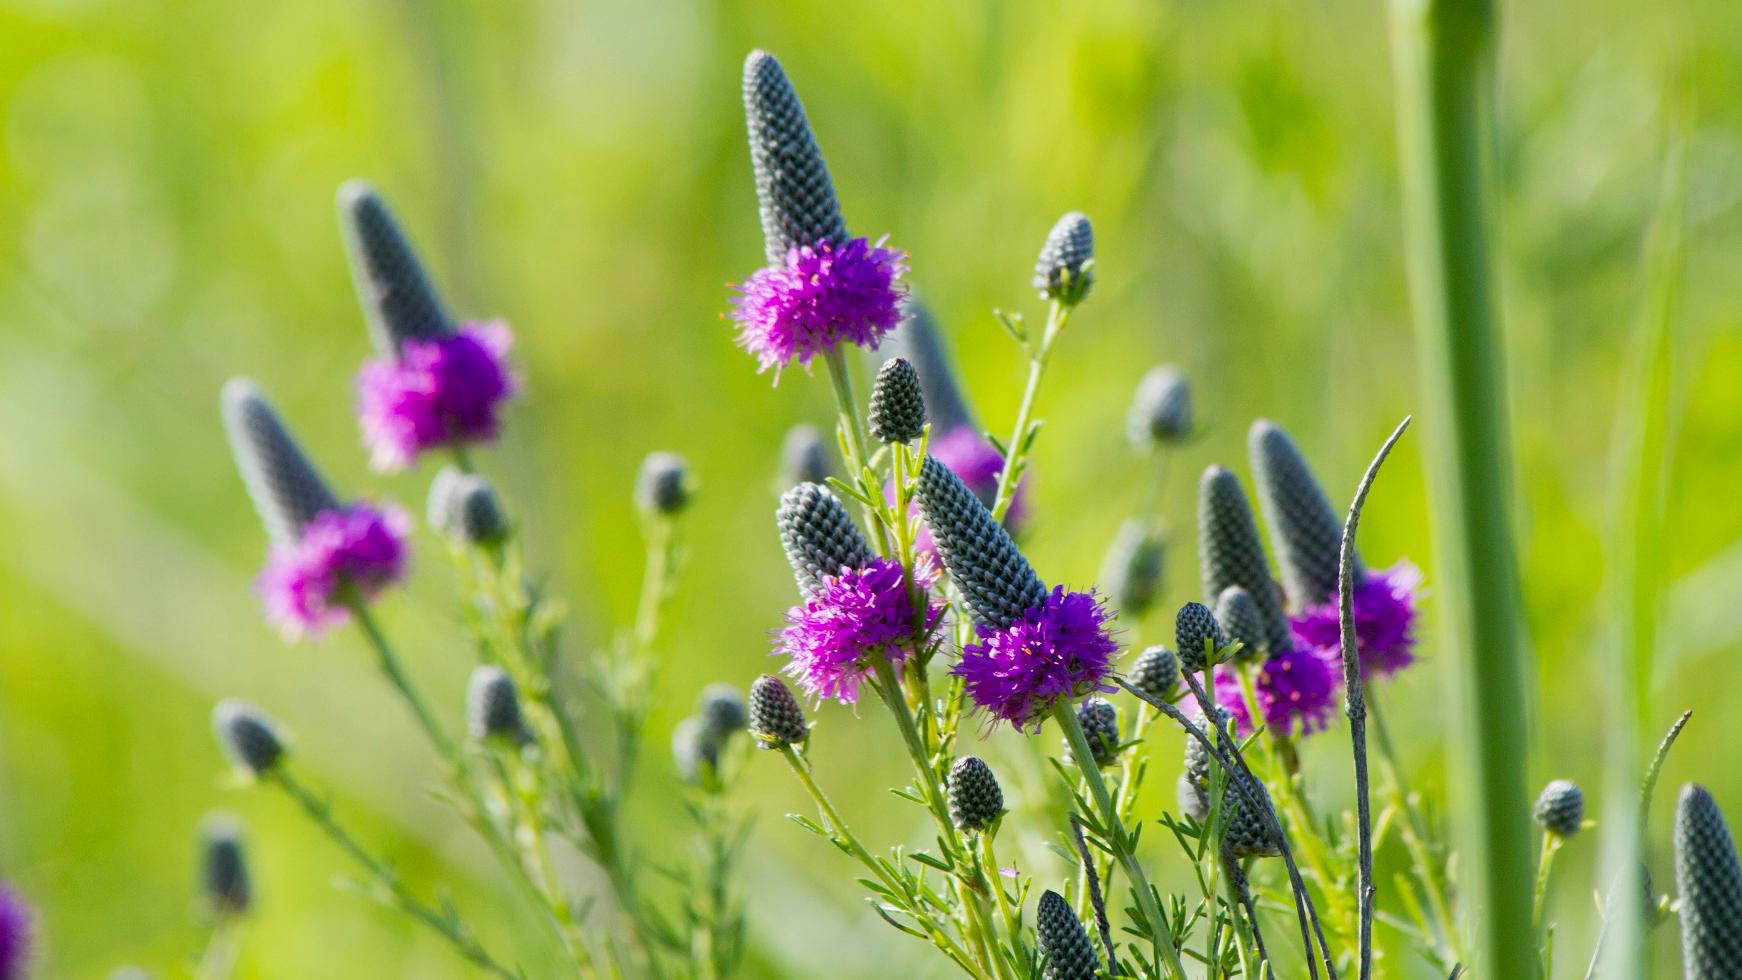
[
  {"xmin": 990, "ymin": 302, "xmax": 1068, "ymax": 523},
  {"xmin": 823, "ymin": 347, "xmax": 890, "ymax": 555}
]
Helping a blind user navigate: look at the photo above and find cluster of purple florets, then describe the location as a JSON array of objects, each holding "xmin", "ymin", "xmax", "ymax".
[
  {"xmin": 0, "ymin": 885, "xmax": 29, "ymax": 980},
  {"xmin": 1290, "ymin": 563, "xmax": 1422, "ymax": 680},
  {"xmin": 954, "ymin": 588, "xmax": 1119, "ymax": 731},
  {"xmin": 259, "ymin": 504, "xmax": 410, "ymax": 637},
  {"xmin": 731, "ymin": 237, "xmax": 907, "ymax": 377},
  {"xmin": 778, "ymin": 556, "xmax": 939, "ymax": 705},
  {"xmin": 358, "ymin": 321, "xmax": 516, "ymax": 472}
]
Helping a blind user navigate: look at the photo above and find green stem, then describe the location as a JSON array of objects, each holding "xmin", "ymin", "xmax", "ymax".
[
  {"xmin": 1533, "ymin": 833, "xmax": 1561, "ymax": 978},
  {"xmin": 1389, "ymin": 0, "xmax": 1533, "ymax": 974},
  {"xmin": 633, "ymin": 515, "xmax": 675, "ymax": 651},
  {"xmin": 193, "ymin": 916, "xmax": 240, "ymax": 980},
  {"xmin": 979, "ymin": 832, "xmax": 1027, "ymax": 966},
  {"xmin": 823, "ymin": 347, "xmax": 891, "ymax": 555},
  {"xmin": 1055, "ymin": 704, "xmax": 1187, "ymax": 979},
  {"xmin": 990, "ymin": 302, "xmax": 1068, "ymax": 523},
  {"xmin": 1370, "ymin": 693, "xmax": 1461, "ymax": 967}
]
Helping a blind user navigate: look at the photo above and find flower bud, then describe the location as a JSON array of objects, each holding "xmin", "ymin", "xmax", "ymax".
[
  {"xmin": 212, "ymin": 699, "xmax": 286, "ymax": 776},
  {"xmin": 748, "ymin": 674, "xmax": 809, "ymax": 748},
  {"xmin": 1533, "ymin": 779, "xmax": 1585, "ymax": 838},
  {"xmin": 947, "ymin": 756, "xmax": 1005, "ymax": 833},
  {"xmin": 636, "ymin": 452, "xmax": 692, "ymax": 516},
  {"xmin": 466, "ymin": 666, "xmax": 531, "ymax": 745},
  {"xmin": 1033, "ymin": 212, "xmax": 1094, "ymax": 306},
  {"xmin": 1127, "ymin": 366, "xmax": 1191, "ymax": 447},
  {"xmin": 868, "ymin": 357, "xmax": 926, "ymax": 445},
  {"xmin": 199, "ymin": 812, "xmax": 251, "ymax": 916}
]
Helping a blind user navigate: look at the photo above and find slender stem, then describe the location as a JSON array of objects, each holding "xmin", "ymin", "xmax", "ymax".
[
  {"xmin": 1533, "ymin": 832, "xmax": 1561, "ymax": 968},
  {"xmin": 1055, "ymin": 703, "xmax": 1188, "ymax": 979},
  {"xmin": 980, "ymin": 832, "xmax": 1026, "ymax": 964},
  {"xmin": 273, "ymin": 771, "xmax": 522, "ymax": 980},
  {"xmin": 633, "ymin": 516, "xmax": 674, "ymax": 651},
  {"xmin": 194, "ymin": 916, "xmax": 241, "ymax": 980},
  {"xmin": 990, "ymin": 302, "xmax": 1068, "ymax": 523},
  {"xmin": 823, "ymin": 347, "xmax": 891, "ymax": 555},
  {"xmin": 1370, "ymin": 693, "xmax": 1461, "ymax": 966}
]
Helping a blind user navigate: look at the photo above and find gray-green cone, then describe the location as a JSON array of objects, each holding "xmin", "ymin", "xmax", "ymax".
[
  {"xmin": 697, "ymin": 683, "xmax": 748, "ymax": 739},
  {"xmin": 337, "ymin": 180, "xmax": 453, "ymax": 356},
  {"xmin": 1214, "ymin": 586, "xmax": 1267, "ymax": 662},
  {"xmin": 780, "ymin": 424, "xmax": 832, "ymax": 487},
  {"xmin": 1075, "ymin": 698, "xmax": 1121, "ymax": 767},
  {"xmin": 1249, "ymin": 420, "xmax": 1362, "ymax": 608},
  {"xmin": 429, "ymin": 468, "xmax": 508, "ymax": 546},
  {"xmin": 1100, "ymin": 518, "xmax": 1165, "ymax": 619},
  {"xmin": 672, "ymin": 717, "xmax": 723, "ymax": 784},
  {"xmin": 1129, "ymin": 646, "xmax": 1178, "ymax": 702},
  {"xmin": 1033, "ymin": 212, "xmax": 1094, "ymax": 306},
  {"xmin": 1532, "ymin": 779, "xmax": 1585, "ymax": 838},
  {"xmin": 881, "ymin": 298, "xmax": 975, "ymax": 434},
  {"xmin": 222, "ymin": 380, "xmax": 341, "ymax": 545},
  {"xmin": 947, "ymin": 756, "xmax": 1005, "ymax": 833},
  {"xmin": 1128, "ymin": 365, "xmax": 1192, "ymax": 447},
  {"xmin": 742, "ymin": 51, "xmax": 848, "ymax": 264},
  {"xmin": 1197, "ymin": 466, "xmax": 1292, "ymax": 656},
  {"xmin": 1676, "ymin": 784, "xmax": 1742, "ymax": 978},
  {"xmin": 1222, "ymin": 776, "xmax": 1283, "ymax": 859},
  {"xmin": 868, "ymin": 357, "xmax": 926, "ymax": 444},
  {"xmin": 1036, "ymin": 889, "xmax": 1101, "ymax": 980},
  {"xmin": 776, "ymin": 483, "xmax": 874, "ymax": 596},
  {"xmin": 1175, "ymin": 601, "xmax": 1226, "ymax": 673},
  {"xmin": 636, "ymin": 452, "xmax": 693, "ymax": 516},
  {"xmin": 212, "ymin": 699, "xmax": 286, "ymax": 776},
  {"xmin": 466, "ymin": 665, "xmax": 531, "ymax": 745},
  {"xmin": 200, "ymin": 812, "xmax": 251, "ymax": 916},
  {"xmin": 916, "ymin": 456, "xmax": 1047, "ymax": 630},
  {"xmin": 748, "ymin": 674, "xmax": 809, "ymax": 748}
]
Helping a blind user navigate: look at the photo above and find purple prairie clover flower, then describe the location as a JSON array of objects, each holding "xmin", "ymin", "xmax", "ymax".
[
  {"xmin": 1212, "ymin": 644, "xmax": 1341, "ymax": 737},
  {"xmin": 1290, "ymin": 562, "xmax": 1422, "ymax": 680},
  {"xmin": 777, "ymin": 556, "xmax": 939, "ymax": 705},
  {"xmin": 258, "ymin": 504, "xmax": 410, "ymax": 638},
  {"xmin": 0, "ymin": 885, "xmax": 27, "ymax": 980},
  {"xmin": 954, "ymin": 586, "xmax": 1119, "ymax": 731},
  {"xmin": 730, "ymin": 237, "xmax": 907, "ymax": 378},
  {"xmin": 357, "ymin": 321, "xmax": 516, "ymax": 471}
]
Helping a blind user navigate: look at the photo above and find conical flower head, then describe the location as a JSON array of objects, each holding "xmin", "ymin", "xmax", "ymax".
[
  {"xmin": 1249, "ymin": 420, "xmax": 1361, "ymax": 608},
  {"xmin": 1183, "ymin": 706, "xmax": 1233, "ymax": 794},
  {"xmin": 697, "ymin": 683, "xmax": 748, "ymax": 740},
  {"xmin": 777, "ymin": 483, "xmax": 874, "ymax": 596},
  {"xmin": 1177, "ymin": 771, "xmax": 1208, "ymax": 821},
  {"xmin": 212, "ymin": 699, "xmax": 286, "ymax": 776},
  {"xmin": 672, "ymin": 716, "xmax": 725, "ymax": 784},
  {"xmin": 1036, "ymin": 889, "xmax": 1100, "ymax": 980},
  {"xmin": 467, "ymin": 665, "xmax": 531, "ymax": 745},
  {"xmin": 1175, "ymin": 601, "xmax": 1226, "ymax": 673},
  {"xmin": 742, "ymin": 50, "xmax": 847, "ymax": 263},
  {"xmin": 1074, "ymin": 698, "xmax": 1120, "ymax": 767},
  {"xmin": 1033, "ymin": 212, "xmax": 1094, "ymax": 306},
  {"xmin": 881, "ymin": 298, "xmax": 975, "ymax": 434},
  {"xmin": 429, "ymin": 468, "xmax": 508, "ymax": 546},
  {"xmin": 780, "ymin": 424, "xmax": 832, "ymax": 487},
  {"xmin": 1100, "ymin": 518, "xmax": 1165, "ymax": 619},
  {"xmin": 868, "ymin": 357, "xmax": 926, "ymax": 444},
  {"xmin": 1222, "ymin": 776, "xmax": 1282, "ymax": 859},
  {"xmin": 947, "ymin": 756, "xmax": 1005, "ymax": 833},
  {"xmin": 222, "ymin": 379, "xmax": 340, "ymax": 545},
  {"xmin": 1533, "ymin": 779, "xmax": 1585, "ymax": 838},
  {"xmin": 636, "ymin": 452, "xmax": 693, "ymax": 516},
  {"xmin": 337, "ymin": 180, "xmax": 453, "ymax": 356},
  {"xmin": 1128, "ymin": 365, "xmax": 1192, "ymax": 447},
  {"xmin": 199, "ymin": 813, "xmax": 251, "ymax": 916},
  {"xmin": 1215, "ymin": 585, "xmax": 1267, "ymax": 661},
  {"xmin": 1676, "ymin": 784, "xmax": 1742, "ymax": 978},
  {"xmin": 915, "ymin": 455, "xmax": 1046, "ymax": 630},
  {"xmin": 1198, "ymin": 466, "xmax": 1292, "ymax": 656},
  {"xmin": 1129, "ymin": 645, "xmax": 1178, "ymax": 701},
  {"xmin": 748, "ymin": 674, "xmax": 809, "ymax": 748}
]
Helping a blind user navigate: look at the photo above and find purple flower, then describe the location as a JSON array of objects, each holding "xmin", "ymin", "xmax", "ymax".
[
  {"xmin": 357, "ymin": 321, "xmax": 515, "ymax": 471},
  {"xmin": 955, "ymin": 587, "xmax": 1118, "ymax": 731},
  {"xmin": 1289, "ymin": 562, "xmax": 1422, "ymax": 680},
  {"xmin": 1213, "ymin": 644, "xmax": 1341, "ymax": 737},
  {"xmin": 0, "ymin": 885, "xmax": 29, "ymax": 980},
  {"xmin": 904, "ymin": 426, "xmax": 1030, "ymax": 553},
  {"xmin": 258, "ymin": 503, "xmax": 410, "ymax": 638},
  {"xmin": 778, "ymin": 557, "xmax": 938, "ymax": 705},
  {"xmin": 730, "ymin": 237, "xmax": 907, "ymax": 377}
]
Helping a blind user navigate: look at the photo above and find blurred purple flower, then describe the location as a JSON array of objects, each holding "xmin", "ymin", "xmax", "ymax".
[
  {"xmin": 955, "ymin": 587, "xmax": 1117, "ymax": 731},
  {"xmin": 1213, "ymin": 644, "xmax": 1341, "ymax": 737},
  {"xmin": 1290, "ymin": 562, "xmax": 1422, "ymax": 680},
  {"xmin": 731, "ymin": 237, "xmax": 906, "ymax": 377},
  {"xmin": 258, "ymin": 504, "xmax": 409, "ymax": 638},
  {"xmin": 778, "ymin": 556, "xmax": 938, "ymax": 705},
  {"xmin": 0, "ymin": 885, "xmax": 29, "ymax": 980},
  {"xmin": 357, "ymin": 321, "xmax": 515, "ymax": 471}
]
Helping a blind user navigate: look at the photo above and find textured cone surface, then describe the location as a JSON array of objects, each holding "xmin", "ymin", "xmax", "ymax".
[
  {"xmin": 1214, "ymin": 586, "xmax": 1267, "ymax": 662},
  {"xmin": 697, "ymin": 684, "xmax": 748, "ymax": 739},
  {"xmin": 1676, "ymin": 784, "xmax": 1742, "ymax": 978},
  {"xmin": 881, "ymin": 298, "xmax": 974, "ymax": 434},
  {"xmin": 1129, "ymin": 646, "xmax": 1178, "ymax": 701},
  {"xmin": 776, "ymin": 483, "xmax": 874, "ymax": 596},
  {"xmin": 1076, "ymin": 699, "xmax": 1120, "ymax": 767},
  {"xmin": 1033, "ymin": 212, "xmax": 1095, "ymax": 305},
  {"xmin": 1101, "ymin": 518, "xmax": 1164, "ymax": 618},
  {"xmin": 200, "ymin": 817, "xmax": 250, "ymax": 914},
  {"xmin": 748, "ymin": 674, "xmax": 809, "ymax": 747},
  {"xmin": 1222, "ymin": 776, "xmax": 1283, "ymax": 859},
  {"xmin": 212, "ymin": 699, "xmax": 286, "ymax": 776},
  {"xmin": 868, "ymin": 357, "xmax": 927, "ymax": 444},
  {"xmin": 947, "ymin": 756, "xmax": 1005, "ymax": 832},
  {"xmin": 1175, "ymin": 601, "xmax": 1226, "ymax": 673},
  {"xmin": 742, "ymin": 51, "xmax": 847, "ymax": 264},
  {"xmin": 780, "ymin": 424, "xmax": 831, "ymax": 487},
  {"xmin": 916, "ymin": 456, "xmax": 1047, "ymax": 630},
  {"xmin": 1249, "ymin": 420, "xmax": 1362, "ymax": 607},
  {"xmin": 431, "ymin": 470, "xmax": 507, "ymax": 545},
  {"xmin": 1183, "ymin": 706, "xmax": 1233, "ymax": 793},
  {"xmin": 1177, "ymin": 771, "xmax": 1209, "ymax": 821},
  {"xmin": 1198, "ymin": 466, "xmax": 1292, "ymax": 655},
  {"xmin": 467, "ymin": 666, "xmax": 529, "ymax": 743},
  {"xmin": 1533, "ymin": 779, "xmax": 1585, "ymax": 838},
  {"xmin": 337, "ymin": 180, "xmax": 452, "ymax": 355},
  {"xmin": 1128, "ymin": 365, "xmax": 1192, "ymax": 446},
  {"xmin": 1036, "ymin": 889, "xmax": 1101, "ymax": 980},
  {"xmin": 636, "ymin": 452, "xmax": 692, "ymax": 515},
  {"xmin": 222, "ymin": 380, "xmax": 340, "ymax": 544}
]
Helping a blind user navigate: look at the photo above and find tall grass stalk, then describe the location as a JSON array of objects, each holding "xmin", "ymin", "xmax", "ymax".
[{"xmin": 1386, "ymin": 0, "xmax": 1533, "ymax": 973}]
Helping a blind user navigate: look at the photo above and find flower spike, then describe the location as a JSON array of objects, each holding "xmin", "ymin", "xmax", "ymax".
[
  {"xmin": 1197, "ymin": 465, "xmax": 1292, "ymax": 657},
  {"xmin": 776, "ymin": 483, "xmax": 874, "ymax": 596},
  {"xmin": 337, "ymin": 180, "xmax": 452, "ymax": 355}
]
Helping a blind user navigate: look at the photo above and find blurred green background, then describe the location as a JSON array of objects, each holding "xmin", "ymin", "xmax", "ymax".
[{"xmin": 0, "ymin": 0, "xmax": 1738, "ymax": 976}]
